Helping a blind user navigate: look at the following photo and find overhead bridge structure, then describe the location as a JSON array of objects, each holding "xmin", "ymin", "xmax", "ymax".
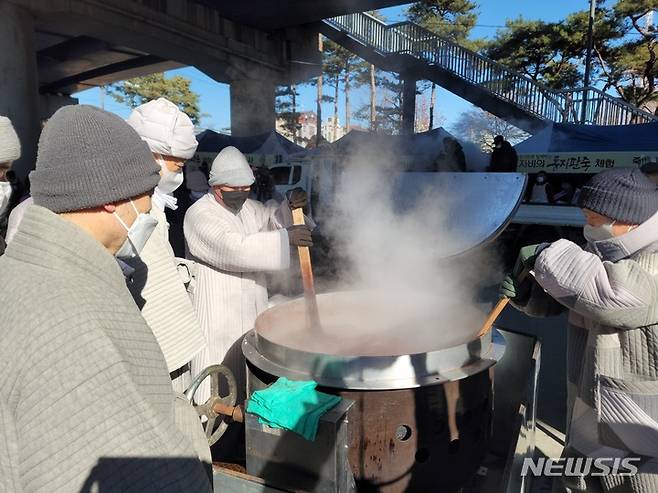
[
  {"xmin": 320, "ymin": 12, "xmax": 657, "ymax": 133},
  {"xmin": 1, "ymin": 0, "xmax": 408, "ymax": 177}
]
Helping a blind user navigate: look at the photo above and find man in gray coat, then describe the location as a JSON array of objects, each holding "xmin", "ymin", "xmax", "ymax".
[
  {"xmin": 0, "ymin": 105, "xmax": 211, "ymax": 492},
  {"xmin": 501, "ymin": 168, "xmax": 658, "ymax": 492}
]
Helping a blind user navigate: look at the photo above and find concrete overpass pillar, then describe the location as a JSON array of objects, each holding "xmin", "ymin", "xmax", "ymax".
[
  {"xmin": 230, "ymin": 77, "xmax": 276, "ymax": 137},
  {"xmin": 401, "ymin": 77, "xmax": 417, "ymax": 135},
  {"xmin": 0, "ymin": 2, "xmax": 40, "ymax": 180}
]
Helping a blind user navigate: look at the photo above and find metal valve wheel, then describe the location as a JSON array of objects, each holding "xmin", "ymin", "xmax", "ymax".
[{"xmin": 185, "ymin": 364, "xmax": 238, "ymax": 446}]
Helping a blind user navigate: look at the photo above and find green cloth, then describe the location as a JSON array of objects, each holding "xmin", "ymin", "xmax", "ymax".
[{"xmin": 246, "ymin": 378, "xmax": 341, "ymax": 441}]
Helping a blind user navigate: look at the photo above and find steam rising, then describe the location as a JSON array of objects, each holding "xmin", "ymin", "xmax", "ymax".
[{"xmin": 320, "ymin": 145, "xmax": 502, "ymax": 351}]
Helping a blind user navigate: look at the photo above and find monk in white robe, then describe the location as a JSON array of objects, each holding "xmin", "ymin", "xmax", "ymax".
[{"xmin": 184, "ymin": 147, "xmax": 311, "ymax": 425}]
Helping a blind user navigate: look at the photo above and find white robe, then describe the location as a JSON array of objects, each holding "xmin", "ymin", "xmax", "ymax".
[
  {"xmin": 125, "ymin": 204, "xmax": 206, "ymax": 391},
  {"xmin": 184, "ymin": 193, "xmax": 291, "ymax": 403},
  {"xmin": 126, "ymin": 203, "xmax": 211, "ymax": 464}
]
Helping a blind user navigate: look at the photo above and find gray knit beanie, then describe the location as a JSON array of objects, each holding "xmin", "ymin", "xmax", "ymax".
[
  {"xmin": 31, "ymin": 105, "xmax": 160, "ymax": 213},
  {"xmin": 0, "ymin": 116, "xmax": 21, "ymax": 163},
  {"xmin": 577, "ymin": 168, "xmax": 658, "ymax": 224}
]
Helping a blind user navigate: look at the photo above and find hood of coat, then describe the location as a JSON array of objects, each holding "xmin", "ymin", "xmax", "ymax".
[{"xmin": 588, "ymin": 210, "xmax": 658, "ymax": 262}]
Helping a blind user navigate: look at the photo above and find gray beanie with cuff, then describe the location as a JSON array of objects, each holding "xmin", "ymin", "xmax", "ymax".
[
  {"xmin": 30, "ymin": 105, "xmax": 160, "ymax": 213},
  {"xmin": 577, "ymin": 168, "xmax": 658, "ymax": 224}
]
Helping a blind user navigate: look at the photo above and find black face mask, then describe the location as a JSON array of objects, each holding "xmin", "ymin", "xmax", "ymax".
[{"xmin": 221, "ymin": 190, "xmax": 249, "ymax": 212}]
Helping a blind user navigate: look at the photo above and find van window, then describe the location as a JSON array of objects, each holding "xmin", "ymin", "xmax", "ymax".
[
  {"xmin": 270, "ymin": 167, "xmax": 292, "ymax": 185},
  {"xmin": 291, "ymin": 166, "xmax": 302, "ymax": 185}
]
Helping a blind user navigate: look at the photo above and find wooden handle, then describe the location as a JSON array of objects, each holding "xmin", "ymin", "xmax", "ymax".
[
  {"xmin": 477, "ymin": 267, "xmax": 531, "ymax": 338},
  {"xmin": 292, "ymin": 208, "xmax": 321, "ymax": 329},
  {"xmin": 477, "ymin": 298, "xmax": 511, "ymax": 338}
]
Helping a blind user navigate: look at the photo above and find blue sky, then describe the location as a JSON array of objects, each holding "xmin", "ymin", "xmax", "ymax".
[{"xmin": 75, "ymin": 0, "xmax": 589, "ymax": 133}]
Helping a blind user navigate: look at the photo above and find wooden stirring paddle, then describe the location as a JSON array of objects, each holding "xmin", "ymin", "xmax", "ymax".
[
  {"xmin": 477, "ymin": 267, "xmax": 530, "ymax": 338},
  {"xmin": 292, "ymin": 207, "xmax": 321, "ymax": 329}
]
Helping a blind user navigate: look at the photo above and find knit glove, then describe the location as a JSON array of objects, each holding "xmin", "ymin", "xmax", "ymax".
[
  {"xmin": 512, "ymin": 244, "xmax": 543, "ymax": 278},
  {"xmin": 287, "ymin": 225, "xmax": 313, "ymax": 247},
  {"xmin": 499, "ymin": 273, "xmax": 520, "ymax": 300},
  {"xmin": 286, "ymin": 187, "xmax": 308, "ymax": 209},
  {"xmin": 499, "ymin": 270, "xmax": 539, "ymax": 302},
  {"xmin": 501, "ymin": 243, "xmax": 547, "ymax": 301}
]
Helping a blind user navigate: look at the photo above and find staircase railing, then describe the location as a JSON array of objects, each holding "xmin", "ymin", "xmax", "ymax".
[{"xmin": 324, "ymin": 12, "xmax": 656, "ymax": 126}]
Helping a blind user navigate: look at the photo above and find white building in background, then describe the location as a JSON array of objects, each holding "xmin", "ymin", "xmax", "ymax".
[
  {"xmin": 298, "ymin": 111, "xmax": 317, "ymax": 142},
  {"xmin": 322, "ymin": 116, "xmax": 345, "ymax": 142},
  {"xmin": 276, "ymin": 111, "xmax": 348, "ymax": 145}
]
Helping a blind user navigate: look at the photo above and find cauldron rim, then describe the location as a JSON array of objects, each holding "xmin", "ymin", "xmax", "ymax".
[{"xmin": 242, "ymin": 328, "xmax": 505, "ymax": 390}]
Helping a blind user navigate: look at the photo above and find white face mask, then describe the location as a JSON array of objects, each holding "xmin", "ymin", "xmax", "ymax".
[
  {"xmin": 113, "ymin": 199, "xmax": 158, "ymax": 260},
  {"xmin": 583, "ymin": 222, "xmax": 616, "ymax": 242},
  {"xmin": 157, "ymin": 157, "xmax": 184, "ymax": 195},
  {"xmin": 583, "ymin": 221, "xmax": 637, "ymax": 243},
  {"xmin": 0, "ymin": 181, "xmax": 11, "ymax": 216}
]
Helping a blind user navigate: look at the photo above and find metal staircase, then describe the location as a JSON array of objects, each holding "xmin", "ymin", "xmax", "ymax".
[{"xmin": 321, "ymin": 12, "xmax": 657, "ymax": 133}]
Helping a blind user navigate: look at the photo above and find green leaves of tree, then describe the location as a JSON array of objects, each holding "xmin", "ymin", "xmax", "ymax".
[
  {"xmin": 406, "ymin": 0, "xmax": 478, "ymax": 47},
  {"xmin": 485, "ymin": 1, "xmax": 657, "ymax": 111},
  {"xmin": 109, "ymin": 73, "xmax": 201, "ymax": 124}
]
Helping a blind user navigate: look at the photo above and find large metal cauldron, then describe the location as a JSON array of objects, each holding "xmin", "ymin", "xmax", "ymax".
[
  {"xmin": 242, "ymin": 291, "xmax": 505, "ymax": 492},
  {"xmin": 242, "ymin": 173, "xmax": 526, "ymax": 491}
]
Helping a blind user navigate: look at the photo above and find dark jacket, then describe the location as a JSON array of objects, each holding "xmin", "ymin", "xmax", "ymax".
[
  {"xmin": 445, "ymin": 140, "xmax": 466, "ymax": 172},
  {"xmin": 489, "ymin": 142, "xmax": 518, "ymax": 172},
  {"xmin": 435, "ymin": 140, "xmax": 467, "ymax": 172}
]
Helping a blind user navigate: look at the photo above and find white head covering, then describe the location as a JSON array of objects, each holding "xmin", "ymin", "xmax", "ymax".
[
  {"xmin": 126, "ymin": 98, "xmax": 198, "ymax": 159},
  {"xmin": 0, "ymin": 116, "xmax": 21, "ymax": 163},
  {"xmin": 208, "ymin": 146, "xmax": 255, "ymax": 187}
]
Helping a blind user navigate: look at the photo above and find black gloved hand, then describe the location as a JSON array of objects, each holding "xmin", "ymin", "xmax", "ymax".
[
  {"xmin": 286, "ymin": 187, "xmax": 308, "ymax": 209},
  {"xmin": 287, "ymin": 225, "xmax": 313, "ymax": 247}
]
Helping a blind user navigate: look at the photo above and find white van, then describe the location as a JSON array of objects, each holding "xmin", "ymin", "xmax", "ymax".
[{"xmin": 268, "ymin": 159, "xmax": 341, "ymax": 223}]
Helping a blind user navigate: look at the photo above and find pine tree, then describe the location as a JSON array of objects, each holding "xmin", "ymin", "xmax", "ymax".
[
  {"xmin": 406, "ymin": 0, "xmax": 479, "ymax": 128},
  {"xmin": 275, "ymin": 85, "xmax": 300, "ymax": 141},
  {"xmin": 110, "ymin": 73, "xmax": 201, "ymax": 124}
]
